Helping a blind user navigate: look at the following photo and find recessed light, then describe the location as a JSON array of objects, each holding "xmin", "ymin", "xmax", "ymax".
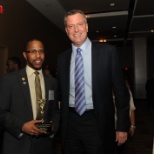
[
  {"xmin": 86, "ymin": 11, "xmax": 128, "ymax": 19},
  {"xmin": 112, "ymin": 26, "xmax": 116, "ymax": 29},
  {"xmin": 99, "ymin": 39, "xmax": 107, "ymax": 42},
  {"xmin": 110, "ymin": 3, "xmax": 115, "ymax": 7}
]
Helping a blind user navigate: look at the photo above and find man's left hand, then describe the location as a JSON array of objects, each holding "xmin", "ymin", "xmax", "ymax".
[{"xmin": 116, "ymin": 131, "xmax": 127, "ymax": 146}]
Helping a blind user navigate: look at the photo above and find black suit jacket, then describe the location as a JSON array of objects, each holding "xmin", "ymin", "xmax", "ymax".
[
  {"xmin": 58, "ymin": 42, "xmax": 129, "ymax": 153},
  {"xmin": 0, "ymin": 68, "xmax": 60, "ymax": 154}
]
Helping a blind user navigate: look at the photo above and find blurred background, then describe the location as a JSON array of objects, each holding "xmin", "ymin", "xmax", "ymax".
[{"xmin": 0, "ymin": 0, "xmax": 154, "ymax": 99}]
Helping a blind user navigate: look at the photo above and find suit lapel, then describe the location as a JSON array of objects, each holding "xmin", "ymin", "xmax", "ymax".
[
  {"xmin": 43, "ymin": 74, "xmax": 51, "ymax": 118},
  {"xmin": 65, "ymin": 50, "xmax": 72, "ymax": 83},
  {"xmin": 18, "ymin": 68, "xmax": 33, "ymax": 113},
  {"xmin": 65, "ymin": 50, "xmax": 72, "ymax": 104},
  {"xmin": 44, "ymin": 74, "xmax": 49, "ymax": 101}
]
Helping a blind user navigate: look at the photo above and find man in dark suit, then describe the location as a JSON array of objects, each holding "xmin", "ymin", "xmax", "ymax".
[
  {"xmin": 0, "ymin": 56, "xmax": 21, "ymax": 151},
  {"xmin": 58, "ymin": 9, "xmax": 130, "ymax": 154},
  {"xmin": 0, "ymin": 39, "xmax": 60, "ymax": 154}
]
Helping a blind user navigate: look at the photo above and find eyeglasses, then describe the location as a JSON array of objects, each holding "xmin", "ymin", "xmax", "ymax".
[{"xmin": 25, "ymin": 49, "xmax": 45, "ymax": 54}]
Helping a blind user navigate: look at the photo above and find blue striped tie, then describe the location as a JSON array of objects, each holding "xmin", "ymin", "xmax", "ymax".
[{"xmin": 75, "ymin": 48, "xmax": 86, "ymax": 115}]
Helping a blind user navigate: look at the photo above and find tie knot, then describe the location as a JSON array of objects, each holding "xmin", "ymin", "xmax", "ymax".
[
  {"xmin": 34, "ymin": 71, "xmax": 39, "ymax": 76},
  {"xmin": 77, "ymin": 48, "xmax": 81, "ymax": 54}
]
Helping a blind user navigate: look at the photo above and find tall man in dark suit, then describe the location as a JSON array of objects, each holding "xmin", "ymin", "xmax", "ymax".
[
  {"xmin": 57, "ymin": 9, "xmax": 130, "ymax": 154},
  {"xmin": 0, "ymin": 39, "xmax": 60, "ymax": 154}
]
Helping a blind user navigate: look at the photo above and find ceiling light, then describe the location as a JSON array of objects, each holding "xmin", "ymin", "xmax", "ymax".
[
  {"xmin": 112, "ymin": 26, "xmax": 116, "ymax": 29},
  {"xmin": 110, "ymin": 3, "xmax": 115, "ymax": 6},
  {"xmin": 114, "ymin": 35, "xmax": 117, "ymax": 37},
  {"xmin": 99, "ymin": 39, "xmax": 107, "ymax": 42},
  {"xmin": 86, "ymin": 11, "xmax": 128, "ymax": 19},
  {"xmin": 151, "ymin": 30, "xmax": 154, "ymax": 32}
]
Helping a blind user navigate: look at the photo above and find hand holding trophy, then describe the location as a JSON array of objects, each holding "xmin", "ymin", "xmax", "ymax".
[{"xmin": 35, "ymin": 99, "xmax": 52, "ymax": 133}]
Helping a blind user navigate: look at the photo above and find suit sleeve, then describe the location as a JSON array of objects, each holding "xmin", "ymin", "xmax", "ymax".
[
  {"xmin": 111, "ymin": 47, "xmax": 130, "ymax": 132},
  {"xmin": 50, "ymin": 78, "xmax": 60, "ymax": 133},
  {"xmin": 0, "ymin": 75, "xmax": 24, "ymax": 138}
]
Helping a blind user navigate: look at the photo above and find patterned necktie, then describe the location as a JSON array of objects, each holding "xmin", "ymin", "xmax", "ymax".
[
  {"xmin": 75, "ymin": 48, "xmax": 86, "ymax": 115},
  {"xmin": 34, "ymin": 71, "xmax": 42, "ymax": 119}
]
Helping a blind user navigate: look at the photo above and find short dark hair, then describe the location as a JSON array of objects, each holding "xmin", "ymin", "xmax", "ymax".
[
  {"xmin": 64, "ymin": 9, "xmax": 87, "ymax": 27},
  {"xmin": 23, "ymin": 38, "xmax": 44, "ymax": 52},
  {"xmin": 7, "ymin": 56, "xmax": 21, "ymax": 68}
]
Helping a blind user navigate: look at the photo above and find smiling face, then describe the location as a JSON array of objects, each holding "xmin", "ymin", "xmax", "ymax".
[
  {"xmin": 65, "ymin": 13, "xmax": 88, "ymax": 47},
  {"xmin": 23, "ymin": 40, "xmax": 45, "ymax": 70}
]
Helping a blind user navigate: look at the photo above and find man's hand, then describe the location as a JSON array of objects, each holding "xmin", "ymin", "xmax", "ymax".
[
  {"xmin": 22, "ymin": 120, "xmax": 47, "ymax": 136},
  {"xmin": 116, "ymin": 131, "xmax": 127, "ymax": 146}
]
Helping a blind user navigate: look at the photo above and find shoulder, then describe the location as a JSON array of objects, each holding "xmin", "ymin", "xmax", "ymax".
[
  {"xmin": 1, "ymin": 70, "xmax": 19, "ymax": 80},
  {"xmin": 92, "ymin": 42, "xmax": 116, "ymax": 51},
  {"xmin": 92, "ymin": 42, "xmax": 117, "ymax": 57},
  {"xmin": 58, "ymin": 48, "xmax": 71, "ymax": 58},
  {"xmin": 44, "ymin": 74, "xmax": 57, "ymax": 84},
  {"xmin": 0, "ymin": 68, "xmax": 26, "ymax": 83},
  {"xmin": 59, "ymin": 48, "xmax": 71, "ymax": 55},
  {"xmin": 0, "ymin": 70, "xmax": 22, "ymax": 89}
]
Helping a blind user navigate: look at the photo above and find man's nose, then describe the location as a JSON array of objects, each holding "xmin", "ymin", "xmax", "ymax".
[
  {"xmin": 35, "ymin": 51, "xmax": 41, "ymax": 57},
  {"xmin": 74, "ymin": 25, "xmax": 79, "ymax": 32}
]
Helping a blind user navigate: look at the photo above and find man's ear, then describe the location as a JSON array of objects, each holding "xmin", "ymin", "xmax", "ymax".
[
  {"xmin": 86, "ymin": 23, "xmax": 88, "ymax": 32},
  {"xmin": 23, "ymin": 52, "xmax": 27, "ymax": 60},
  {"xmin": 65, "ymin": 27, "xmax": 68, "ymax": 35}
]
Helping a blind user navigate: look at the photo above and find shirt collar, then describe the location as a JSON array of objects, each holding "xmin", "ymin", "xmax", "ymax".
[
  {"xmin": 72, "ymin": 37, "xmax": 91, "ymax": 56},
  {"xmin": 26, "ymin": 65, "xmax": 43, "ymax": 78}
]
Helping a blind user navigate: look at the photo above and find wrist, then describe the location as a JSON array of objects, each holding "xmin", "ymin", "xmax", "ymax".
[{"xmin": 130, "ymin": 125, "xmax": 136, "ymax": 129}]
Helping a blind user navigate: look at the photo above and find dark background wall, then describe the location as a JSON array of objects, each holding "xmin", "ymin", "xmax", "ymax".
[
  {"xmin": 147, "ymin": 45, "xmax": 154, "ymax": 78},
  {"xmin": 0, "ymin": 0, "xmax": 70, "ymax": 71},
  {"xmin": 0, "ymin": 0, "xmax": 154, "ymax": 87},
  {"xmin": 117, "ymin": 43, "xmax": 134, "ymax": 90}
]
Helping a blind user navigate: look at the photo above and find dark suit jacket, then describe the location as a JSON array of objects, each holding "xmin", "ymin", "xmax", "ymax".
[
  {"xmin": 58, "ymin": 42, "xmax": 129, "ymax": 153},
  {"xmin": 0, "ymin": 68, "xmax": 60, "ymax": 154},
  {"xmin": 145, "ymin": 78, "xmax": 154, "ymax": 98}
]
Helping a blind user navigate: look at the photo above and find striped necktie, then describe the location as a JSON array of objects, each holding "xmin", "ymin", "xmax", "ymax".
[{"xmin": 75, "ymin": 48, "xmax": 86, "ymax": 115}]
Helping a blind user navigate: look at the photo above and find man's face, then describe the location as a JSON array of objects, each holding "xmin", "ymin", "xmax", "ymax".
[
  {"xmin": 65, "ymin": 13, "xmax": 88, "ymax": 47},
  {"xmin": 6, "ymin": 60, "xmax": 16, "ymax": 73},
  {"xmin": 23, "ymin": 40, "xmax": 45, "ymax": 70}
]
